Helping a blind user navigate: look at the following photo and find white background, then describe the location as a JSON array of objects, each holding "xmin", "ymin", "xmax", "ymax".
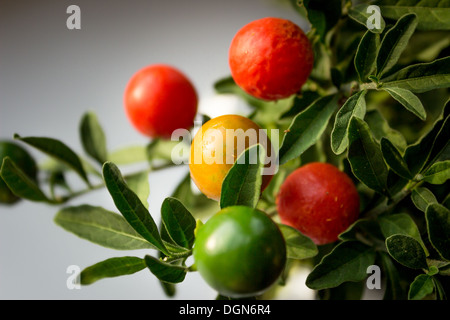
[{"xmin": 0, "ymin": 0, "xmax": 320, "ymax": 299}]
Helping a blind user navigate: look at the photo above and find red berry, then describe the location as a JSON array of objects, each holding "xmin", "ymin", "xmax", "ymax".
[
  {"xmin": 276, "ymin": 162, "xmax": 360, "ymax": 245},
  {"xmin": 124, "ymin": 64, "xmax": 198, "ymax": 139},
  {"xmin": 229, "ymin": 17, "xmax": 314, "ymax": 101}
]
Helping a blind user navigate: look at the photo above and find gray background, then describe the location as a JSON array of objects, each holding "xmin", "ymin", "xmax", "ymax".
[{"xmin": 0, "ymin": 0, "xmax": 318, "ymax": 299}]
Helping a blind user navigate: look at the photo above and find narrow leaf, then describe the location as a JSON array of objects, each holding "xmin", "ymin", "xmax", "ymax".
[
  {"xmin": 14, "ymin": 134, "xmax": 90, "ymax": 186},
  {"xmin": 380, "ymin": 251, "xmax": 406, "ymax": 300},
  {"xmin": 347, "ymin": 117, "xmax": 389, "ymax": 195},
  {"xmin": 220, "ymin": 144, "xmax": 264, "ymax": 209},
  {"xmin": 379, "ymin": 213, "xmax": 428, "ymax": 255},
  {"xmin": 386, "ymin": 234, "xmax": 428, "ymax": 269},
  {"xmin": 331, "ymin": 90, "xmax": 367, "ymax": 155},
  {"xmin": 144, "ymin": 255, "xmax": 187, "ymax": 284},
  {"xmin": 0, "ymin": 157, "xmax": 54, "ymax": 203},
  {"xmin": 355, "ymin": 31, "xmax": 380, "ymax": 82},
  {"xmin": 378, "ymin": 1, "xmax": 450, "ymax": 31},
  {"xmin": 107, "ymin": 145, "xmax": 147, "ymax": 164},
  {"xmin": 365, "ymin": 109, "xmax": 407, "ymax": 152},
  {"xmin": 408, "ymin": 274, "xmax": 434, "ymax": 300},
  {"xmin": 411, "ymin": 187, "xmax": 437, "ymax": 212},
  {"xmin": 376, "ymin": 13, "xmax": 418, "ymax": 78},
  {"xmin": 279, "ymin": 94, "xmax": 338, "ymax": 164},
  {"xmin": 380, "ymin": 137, "xmax": 413, "ymax": 180},
  {"xmin": 54, "ymin": 205, "xmax": 155, "ymax": 250},
  {"xmin": 102, "ymin": 161, "xmax": 168, "ymax": 255},
  {"xmin": 422, "ymin": 160, "xmax": 450, "ymax": 184},
  {"xmin": 381, "ymin": 56, "xmax": 450, "ymax": 93},
  {"xmin": 301, "ymin": 0, "xmax": 342, "ymax": 41},
  {"xmin": 79, "ymin": 111, "xmax": 108, "ymax": 165},
  {"xmin": 280, "ymin": 91, "xmax": 321, "ymax": 119},
  {"xmin": 339, "ymin": 218, "xmax": 383, "ymax": 241},
  {"xmin": 171, "ymin": 173, "xmax": 219, "ymax": 221},
  {"xmin": 305, "ymin": 241, "xmax": 376, "ymax": 290},
  {"xmin": 125, "ymin": 170, "xmax": 150, "ymax": 209},
  {"xmin": 433, "ymin": 277, "xmax": 448, "ymax": 300},
  {"xmin": 80, "ymin": 256, "xmax": 146, "ymax": 285},
  {"xmin": 161, "ymin": 197, "xmax": 196, "ymax": 249},
  {"xmin": 404, "ymin": 105, "xmax": 449, "ymax": 175},
  {"xmin": 383, "ymin": 87, "xmax": 426, "ymax": 120},
  {"xmin": 426, "ymin": 203, "xmax": 450, "ymax": 261},
  {"xmin": 278, "ymin": 224, "xmax": 318, "ymax": 260}
]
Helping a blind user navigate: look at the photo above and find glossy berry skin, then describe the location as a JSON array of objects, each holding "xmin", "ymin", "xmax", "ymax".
[
  {"xmin": 0, "ymin": 141, "xmax": 37, "ymax": 204},
  {"xmin": 123, "ymin": 64, "xmax": 198, "ymax": 139},
  {"xmin": 193, "ymin": 206, "xmax": 286, "ymax": 298},
  {"xmin": 276, "ymin": 162, "xmax": 360, "ymax": 245},
  {"xmin": 189, "ymin": 114, "xmax": 274, "ymax": 201},
  {"xmin": 229, "ymin": 17, "xmax": 314, "ymax": 101}
]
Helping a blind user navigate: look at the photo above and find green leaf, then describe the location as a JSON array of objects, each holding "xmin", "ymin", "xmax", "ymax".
[
  {"xmin": 102, "ymin": 161, "xmax": 168, "ymax": 255},
  {"xmin": 354, "ymin": 31, "xmax": 381, "ymax": 82},
  {"xmin": 422, "ymin": 160, "xmax": 450, "ymax": 184},
  {"xmin": 377, "ymin": 0, "xmax": 450, "ymax": 31},
  {"xmin": 305, "ymin": 241, "xmax": 376, "ymax": 290},
  {"xmin": 338, "ymin": 218, "xmax": 383, "ymax": 241},
  {"xmin": 79, "ymin": 111, "xmax": 108, "ymax": 165},
  {"xmin": 278, "ymin": 224, "xmax": 318, "ymax": 260},
  {"xmin": 348, "ymin": 4, "xmax": 386, "ymax": 33},
  {"xmin": 220, "ymin": 144, "xmax": 265, "ymax": 209},
  {"xmin": 301, "ymin": 0, "xmax": 342, "ymax": 42},
  {"xmin": 379, "ymin": 213, "xmax": 428, "ymax": 255},
  {"xmin": 161, "ymin": 197, "xmax": 196, "ymax": 249},
  {"xmin": 433, "ymin": 277, "xmax": 448, "ymax": 300},
  {"xmin": 280, "ymin": 91, "xmax": 321, "ymax": 119},
  {"xmin": 408, "ymin": 274, "xmax": 435, "ymax": 300},
  {"xmin": 0, "ymin": 157, "xmax": 54, "ymax": 203},
  {"xmin": 380, "ymin": 137, "xmax": 413, "ymax": 180},
  {"xmin": 331, "ymin": 90, "xmax": 367, "ymax": 155},
  {"xmin": 386, "ymin": 234, "xmax": 428, "ymax": 269},
  {"xmin": 147, "ymin": 139, "xmax": 185, "ymax": 165},
  {"xmin": 411, "ymin": 187, "xmax": 437, "ymax": 212},
  {"xmin": 80, "ymin": 256, "xmax": 146, "ymax": 285},
  {"xmin": 404, "ymin": 105, "xmax": 449, "ymax": 175},
  {"xmin": 144, "ymin": 255, "xmax": 187, "ymax": 284},
  {"xmin": 124, "ymin": 170, "xmax": 150, "ymax": 209},
  {"xmin": 365, "ymin": 109, "xmax": 407, "ymax": 153},
  {"xmin": 426, "ymin": 203, "xmax": 450, "ymax": 261},
  {"xmin": 279, "ymin": 94, "xmax": 338, "ymax": 165},
  {"xmin": 54, "ymin": 205, "xmax": 156, "ymax": 250},
  {"xmin": 14, "ymin": 134, "xmax": 90, "ymax": 186},
  {"xmin": 383, "ymin": 87, "xmax": 426, "ymax": 120},
  {"xmin": 213, "ymin": 76, "xmax": 264, "ymax": 109},
  {"xmin": 347, "ymin": 117, "xmax": 389, "ymax": 195},
  {"xmin": 171, "ymin": 173, "xmax": 219, "ymax": 220},
  {"xmin": 381, "ymin": 56, "xmax": 450, "ymax": 93},
  {"xmin": 379, "ymin": 251, "xmax": 406, "ymax": 300},
  {"xmin": 376, "ymin": 13, "xmax": 418, "ymax": 78},
  {"xmin": 107, "ymin": 145, "xmax": 147, "ymax": 165}
]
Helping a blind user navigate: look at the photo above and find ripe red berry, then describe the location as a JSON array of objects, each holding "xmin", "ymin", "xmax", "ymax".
[
  {"xmin": 276, "ymin": 162, "xmax": 360, "ymax": 245},
  {"xmin": 123, "ymin": 64, "xmax": 198, "ymax": 139},
  {"xmin": 229, "ymin": 17, "xmax": 314, "ymax": 101}
]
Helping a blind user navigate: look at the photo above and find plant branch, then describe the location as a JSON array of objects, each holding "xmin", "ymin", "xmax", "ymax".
[{"xmin": 55, "ymin": 162, "xmax": 178, "ymax": 204}]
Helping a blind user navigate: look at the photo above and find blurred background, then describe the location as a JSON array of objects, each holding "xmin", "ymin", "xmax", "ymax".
[{"xmin": 0, "ymin": 0, "xmax": 317, "ymax": 299}]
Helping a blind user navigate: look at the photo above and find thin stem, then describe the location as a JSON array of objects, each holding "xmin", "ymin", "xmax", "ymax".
[
  {"xmin": 364, "ymin": 180, "xmax": 425, "ymax": 219},
  {"xmin": 360, "ymin": 82, "xmax": 377, "ymax": 90},
  {"xmin": 55, "ymin": 162, "xmax": 178, "ymax": 204}
]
